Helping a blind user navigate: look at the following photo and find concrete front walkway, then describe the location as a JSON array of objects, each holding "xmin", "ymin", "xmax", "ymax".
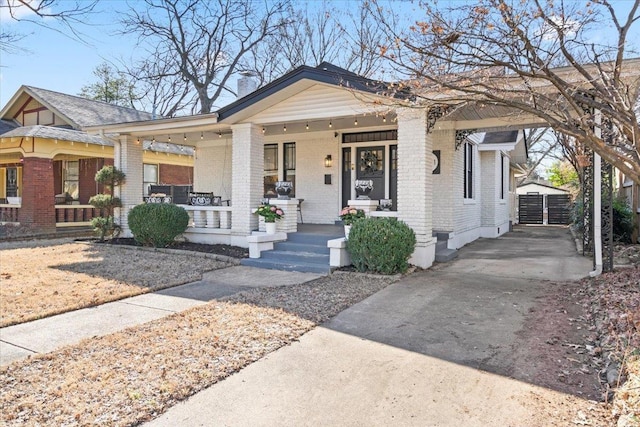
[
  {"xmin": 147, "ymin": 226, "xmax": 594, "ymax": 426},
  {"xmin": 0, "ymin": 266, "xmax": 321, "ymax": 366}
]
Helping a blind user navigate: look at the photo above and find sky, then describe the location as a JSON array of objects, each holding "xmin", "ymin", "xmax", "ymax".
[{"xmin": 1, "ymin": 0, "xmax": 638, "ymax": 109}]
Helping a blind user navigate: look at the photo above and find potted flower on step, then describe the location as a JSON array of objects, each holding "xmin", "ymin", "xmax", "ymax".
[
  {"xmin": 339, "ymin": 206, "xmax": 365, "ymax": 238},
  {"xmin": 256, "ymin": 204, "xmax": 284, "ymax": 234}
]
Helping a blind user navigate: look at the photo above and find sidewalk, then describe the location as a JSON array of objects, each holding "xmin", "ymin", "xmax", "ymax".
[{"xmin": 0, "ymin": 266, "xmax": 321, "ymax": 366}]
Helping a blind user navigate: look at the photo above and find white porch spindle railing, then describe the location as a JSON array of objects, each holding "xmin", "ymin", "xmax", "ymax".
[{"xmin": 181, "ymin": 205, "xmax": 232, "ymax": 230}]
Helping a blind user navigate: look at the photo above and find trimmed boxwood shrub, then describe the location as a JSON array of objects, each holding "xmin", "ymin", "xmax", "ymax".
[
  {"xmin": 128, "ymin": 203, "xmax": 190, "ymax": 247},
  {"xmin": 346, "ymin": 217, "xmax": 416, "ymax": 274}
]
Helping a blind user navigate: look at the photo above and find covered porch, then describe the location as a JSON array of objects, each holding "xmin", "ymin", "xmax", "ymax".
[{"xmin": 87, "ymin": 64, "xmax": 542, "ymax": 269}]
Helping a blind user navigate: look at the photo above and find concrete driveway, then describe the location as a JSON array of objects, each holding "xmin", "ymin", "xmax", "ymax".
[{"xmin": 147, "ymin": 226, "xmax": 594, "ymax": 427}]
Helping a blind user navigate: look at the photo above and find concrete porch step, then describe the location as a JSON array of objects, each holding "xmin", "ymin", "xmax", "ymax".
[
  {"xmin": 274, "ymin": 241, "xmax": 330, "ymax": 255},
  {"xmin": 435, "ymin": 248, "xmax": 458, "ymax": 263},
  {"xmin": 286, "ymin": 232, "xmax": 344, "ymax": 245},
  {"xmin": 240, "ymin": 257, "xmax": 332, "ymax": 274},
  {"xmin": 261, "ymin": 249, "xmax": 330, "ymax": 264}
]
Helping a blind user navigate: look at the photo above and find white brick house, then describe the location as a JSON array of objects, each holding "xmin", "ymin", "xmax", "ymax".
[{"xmin": 87, "ymin": 63, "xmax": 534, "ymax": 269}]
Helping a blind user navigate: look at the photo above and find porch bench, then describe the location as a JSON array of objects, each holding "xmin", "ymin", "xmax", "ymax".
[{"xmin": 188, "ymin": 192, "xmax": 230, "ymax": 206}]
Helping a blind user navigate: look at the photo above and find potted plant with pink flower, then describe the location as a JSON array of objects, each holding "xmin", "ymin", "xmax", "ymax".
[
  {"xmin": 339, "ymin": 206, "xmax": 365, "ymax": 238},
  {"xmin": 256, "ymin": 204, "xmax": 284, "ymax": 233}
]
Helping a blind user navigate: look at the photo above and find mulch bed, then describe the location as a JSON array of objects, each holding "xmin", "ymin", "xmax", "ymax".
[{"xmin": 101, "ymin": 238, "xmax": 249, "ymax": 259}]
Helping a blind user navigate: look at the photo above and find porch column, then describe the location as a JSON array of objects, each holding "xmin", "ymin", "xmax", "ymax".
[
  {"xmin": 396, "ymin": 108, "xmax": 436, "ymax": 268},
  {"xmin": 114, "ymin": 135, "xmax": 143, "ymax": 238},
  {"xmin": 19, "ymin": 156, "xmax": 56, "ymax": 233},
  {"xmin": 231, "ymin": 123, "xmax": 264, "ymax": 242}
]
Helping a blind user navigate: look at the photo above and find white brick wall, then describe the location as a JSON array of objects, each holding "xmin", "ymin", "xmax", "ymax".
[
  {"xmin": 115, "ymin": 135, "xmax": 143, "ymax": 237},
  {"xmin": 397, "ymin": 108, "xmax": 435, "ymax": 268},
  {"xmin": 194, "ymin": 137, "xmax": 232, "ymax": 201},
  {"xmin": 452, "ymin": 139, "xmax": 482, "ymax": 247},
  {"xmin": 292, "ymin": 131, "xmax": 341, "ymax": 224},
  {"xmin": 432, "ymin": 129, "xmax": 456, "ymax": 232},
  {"xmin": 231, "ymin": 124, "xmax": 264, "ymax": 234}
]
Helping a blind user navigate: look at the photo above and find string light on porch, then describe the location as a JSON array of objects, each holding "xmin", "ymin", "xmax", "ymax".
[
  {"xmin": 329, "ymin": 120, "xmax": 333, "ymax": 128},
  {"xmin": 200, "ymin": 131, "xmax": 204, "ymax": 140},
  {"xmin": 306, "ymin": 122, "xmax": 309, "ymax": 130},
  {"xmin": 383, "ymin": 116, "xmax": 386, "ymax": 123},
  {"xmin": 218, "ymin": 131, "xmax": 222, "ymax": 138},
  {"xmin": 283, "ymin": 123, "xmax": 287, "ymax": 132},
  {"xmin": 183, "ymin": 133, "xmax": 187, "ymax": 142},
  {"xmin": 168, "ymin": 135, "xmax": 171, "ymax": 142},
  {"xmin": 354, "ymin": 117, "xmax": 358, "ymax": 126},
  {"xmin": 262, "ymin": 127, "xmax": 266, "ymax": 134}
]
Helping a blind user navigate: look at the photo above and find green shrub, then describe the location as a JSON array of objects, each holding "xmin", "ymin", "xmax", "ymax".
[
  {"xmin": 128, "ymin": 203, "xmax": 189, "ymax": 247},
  {"xmin": 90, "ymin": 216, "xmax": 120, "ymax": 241},
  {"xmin": 571, "ymin": 192, "xmax": 635, "ymax": 243},
  {"xmin": 95, "ymin": 166, "xmax": 126, "ymax": 188},
  {"xmin": 346, "ymin": 217, "xmax": 416, "ymax": 274},
  {"xmin": 613, "ymin": 195, "xmax": 634, "ymax": 243},
  {"xmin": 88, "ymin": 194, "xmax": 121, "ymax": 210}
]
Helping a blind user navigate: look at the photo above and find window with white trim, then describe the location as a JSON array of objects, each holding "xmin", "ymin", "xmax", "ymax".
[
  {"xmin": 143, "ymin": 163, "xmax": 158, "ymax": 195},
  {"xmin": 63, "ymin": 160, "xmax": 79, "ymax": 200},
  {"xmin": 463, "ymin": 142, "xmax": 474, "ymax": 199}
]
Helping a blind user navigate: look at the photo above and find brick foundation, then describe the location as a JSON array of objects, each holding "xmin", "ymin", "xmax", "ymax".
[{"xmin": 19, "ymin": 157, "xmax": 55, "ymax": 232}]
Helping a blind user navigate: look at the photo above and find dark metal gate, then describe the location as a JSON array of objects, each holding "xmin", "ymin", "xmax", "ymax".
[
  {"xmin": 547, "ymin": 194, "xmax": 571, "ymax": 225},
  {"xmin": 518, "ymin": 195, "xmax": 544, "ymax": 224}
]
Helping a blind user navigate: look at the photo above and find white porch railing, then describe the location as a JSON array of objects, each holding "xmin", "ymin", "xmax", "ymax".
[{"xmin": 180, "ymin": 205, "xmax": 232, "ymax": 230}]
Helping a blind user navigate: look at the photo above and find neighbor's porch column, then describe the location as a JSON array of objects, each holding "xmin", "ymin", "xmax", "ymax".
[
  {"xmin": 114, "ymin": 135, "xmax": 143, "ymax": 238},
  {"xmin": 19, "ymin": 156, "xmax": 56, "ymax": 233},
  {"xmin": 231, "ymin": 123, "xmax": 264, "ymax": 242},
  {"xmin": 396, "ymin": 108, "xmax": 436, "ymax": 268}
]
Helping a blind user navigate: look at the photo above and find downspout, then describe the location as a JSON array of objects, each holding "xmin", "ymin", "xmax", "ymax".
[{"xmin": 589, "ymin": 112, "xmax": 603, "ymax": 277}]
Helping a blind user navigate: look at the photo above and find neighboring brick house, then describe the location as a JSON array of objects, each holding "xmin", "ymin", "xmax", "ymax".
[
  {"xmin": 0, "ymin": 86, "xmax": 193, "ymax": 232},
  {"xmin": 86, "ymin": 63, "xmax": 532, "ymax": 268}
]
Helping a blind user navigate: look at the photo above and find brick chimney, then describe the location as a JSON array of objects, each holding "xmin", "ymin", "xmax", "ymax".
[{"xmin": 237, "ymin": 71, "xmax": 257, "ymax": 99}]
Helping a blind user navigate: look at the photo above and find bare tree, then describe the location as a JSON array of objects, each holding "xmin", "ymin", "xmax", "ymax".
[
  {"xmin": 250, "ymin": 1, "xmax": 387, "ymax": 86},
  {"xmin": 118, "ymin": 0, "xmax": 290, "ymax": 115},
  {"xmin": 371, "ymin": 0, "xmax": 640, "ymax": 185},
  {"xmin": 0, "ymin": 0, "xmax": 97, "ymax": 53}
]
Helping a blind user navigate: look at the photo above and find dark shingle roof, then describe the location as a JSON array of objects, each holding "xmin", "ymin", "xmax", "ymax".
[
  {"xmin": 482, "ymin": 130, "xmax": 519, "ymax": 144},
  {"xmin": 0, "ymin": 119, "xmax": 19, "ymax": 134},
  {"xmin": 25, "ymin": 86, "xmax": 154, "ymax": 128},
  {"xmin": 0, "ymin": 125, "xmax": 114, "ymax": 146}
]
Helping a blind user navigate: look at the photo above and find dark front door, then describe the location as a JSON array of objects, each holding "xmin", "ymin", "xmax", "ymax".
[{"xmin": 356, "ymin": 146, "xmax": 385, "ymax": 201}]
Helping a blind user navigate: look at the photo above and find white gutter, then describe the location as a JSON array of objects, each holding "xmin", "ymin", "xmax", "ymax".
[{"xmin": 589, "ymin": 112, "xmax": 603, "ymax": 277}]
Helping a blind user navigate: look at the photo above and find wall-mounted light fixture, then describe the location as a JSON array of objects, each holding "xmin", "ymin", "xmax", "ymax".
[{"xmin": 324, "ymin": 154, "xmax": 332, "ymax": 168}]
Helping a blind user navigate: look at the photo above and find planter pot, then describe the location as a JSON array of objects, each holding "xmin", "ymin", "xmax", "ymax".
[
  {"xmin": 275, "ymin": 181, "xmax": 293, "ymax": 200},
  {"xmin": 354, "ymin": 180, "xmax": 373, "ymax": 200},
  {"xmin": 265, "ymin": 222, "xmax": 277, "ymax": 234},
  {"xmin": 344, "ymin": 225, "xmax": 352, "ymax": 239}
]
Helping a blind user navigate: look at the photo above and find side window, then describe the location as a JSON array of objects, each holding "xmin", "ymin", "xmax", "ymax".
[
  {"xmin": 283, "ymin": 142, "xmax": 296, "ymax": 198},
  {"xmin": 264, "ymin": 144, "xmax": 278, "ymax": 197},
  {"xmin": 463, "ymin": 142, "xmax": 474, "ymax": 199}
]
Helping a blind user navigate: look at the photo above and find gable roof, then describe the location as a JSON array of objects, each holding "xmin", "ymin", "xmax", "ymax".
[
  {"xmin": 0, "ymin": 86, "xmax": 154, "ymax": 129},
  {"xmin": 217, "ymin": 63, "xmax": 397, "ymax": 122}
]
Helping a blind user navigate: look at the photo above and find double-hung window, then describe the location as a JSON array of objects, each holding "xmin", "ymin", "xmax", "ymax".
[
  {"xmin": 143, "ymin": 164, "xmax": 158, "ymax": 195},
  {"xmin": 63, "ymin": 160, "xmax": 79, "ymax": 200}
]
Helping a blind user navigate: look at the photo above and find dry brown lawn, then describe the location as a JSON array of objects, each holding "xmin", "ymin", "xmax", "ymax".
[
  {"xmin": 0, "ymin": 273, "xmax": 397, "ymax": 426},
  {"xmin": 0, "ymin": 239, "xmax": 232, "ymax": 327}
]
